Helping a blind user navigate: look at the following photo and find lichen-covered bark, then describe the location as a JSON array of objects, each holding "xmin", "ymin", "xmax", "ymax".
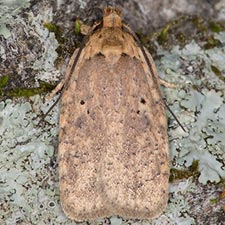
[{"xmin": 0, "ymin": 1, "xmax": 224, "ymax": 225}]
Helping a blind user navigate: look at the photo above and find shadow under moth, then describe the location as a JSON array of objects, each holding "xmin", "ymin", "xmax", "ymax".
[{"xmin": 58, "ymin": 7, "xmax": 169, "ymax": 221}]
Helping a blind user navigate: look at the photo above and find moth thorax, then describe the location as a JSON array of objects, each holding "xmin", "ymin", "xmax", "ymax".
[{"xmin": 102, "ymin": 51, "xmax": 122, "ymax": 65}]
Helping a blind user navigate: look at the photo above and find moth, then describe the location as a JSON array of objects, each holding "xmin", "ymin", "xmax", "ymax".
[{"xmin": 58, "ymin": 7, "xmax": 169, "ymax": 221}]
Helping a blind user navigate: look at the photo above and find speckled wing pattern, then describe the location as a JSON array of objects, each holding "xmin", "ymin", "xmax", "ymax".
[{"xmin": 58, "ymin": 8, "xmax": 169, "ymax": 221}]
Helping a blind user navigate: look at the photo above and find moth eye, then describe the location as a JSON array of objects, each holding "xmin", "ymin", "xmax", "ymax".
[
  {"xmin": 106, "ymin": 8, "xmax": 112, "ymax": 14},
  {"xmin": 140, "ymin": 98, "xmax": 146, "ymax": 104},
  {"xmin": 96, "ymin": 52, "xmax": 104, "ymax": 57},
  {"xmin": 87, "ymin": 110, "xmax": 90, "ymax": 114},
  {"xmin": 80, "ymin": 100, "xmax": 85, "ymax": 105},
  {"xmin": 136, "ymin": 110, "xmax": 140, "ymax": 114}
]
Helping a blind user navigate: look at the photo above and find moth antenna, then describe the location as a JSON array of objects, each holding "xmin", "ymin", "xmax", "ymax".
[
  {"xmin": 122, "ymin": 24, "xmax": 186, "ymax": 132},
  {"xmin": 38, "ymin": 22, "xmax": 103, "ymax": 125},
  {"xmin": 37, "ymin": 93, "xmax": 62, "ymax": 125},
  {"xmin": 163, "ymin": 99, "xmax": 186, "ymax": 132}
]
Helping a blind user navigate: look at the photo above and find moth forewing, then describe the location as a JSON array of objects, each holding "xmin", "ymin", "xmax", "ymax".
[{"xmin": 58, "ymin": 7, "xmax": 169, "ymax": 221}]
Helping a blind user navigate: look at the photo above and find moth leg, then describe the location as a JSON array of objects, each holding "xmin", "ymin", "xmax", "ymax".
[
  {"xmin": 159, "ymin": 78, "xmax": 177, "ymax": 88},
  {"xmin": 64, "ymin": 48, "xmax": 80, "ymax": 81},
  {"xmin": 79, "ymin": 20, "xmax": 91, "ymax": 35},
  {"xmin": 78, "ymin": 19, "xmax": 102, "ymax": 35},
  {"xmin": 141, "ymin": 48, "xmax": 177, "ymax": 89},
  {"xmin": 45, "ymin": 79, "xmax": 65, "ymax": 101}
]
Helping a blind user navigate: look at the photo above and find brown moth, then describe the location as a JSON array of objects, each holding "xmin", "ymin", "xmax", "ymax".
[{"xmin": 58, "ymin": 7, "xmax": 169, "ymax": 221}]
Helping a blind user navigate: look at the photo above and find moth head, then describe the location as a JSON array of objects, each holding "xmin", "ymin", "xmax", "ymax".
[{"xmin": 103, "ymin": 7, "xmax": 122, "ymax": 28}]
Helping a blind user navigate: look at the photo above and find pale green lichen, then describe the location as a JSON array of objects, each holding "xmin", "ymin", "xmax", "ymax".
[
  {"xmin": 27, "ymin": 11, "xmax": 61, "ymax": 82},
  {"xmin": 158, "ymin": 35, "xmax": 224, "ymax": 159},
  {"xmin": 159, "ymin": 36, "xmax": 225, "ymax": 184},
  {"xmin": 0, "ymin": 24, "xmax": 11, "ymax": 39},
  {"xmin": 152, "ymin": 179, "xmax": 196, "ymax": 225},
  {"xmin": 0, "ymin": 97, "xmax": 67, "ymax": 225},
  {"xmin": 0, "ymin": 0, "xmax": 31, "ymax": 38}
]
